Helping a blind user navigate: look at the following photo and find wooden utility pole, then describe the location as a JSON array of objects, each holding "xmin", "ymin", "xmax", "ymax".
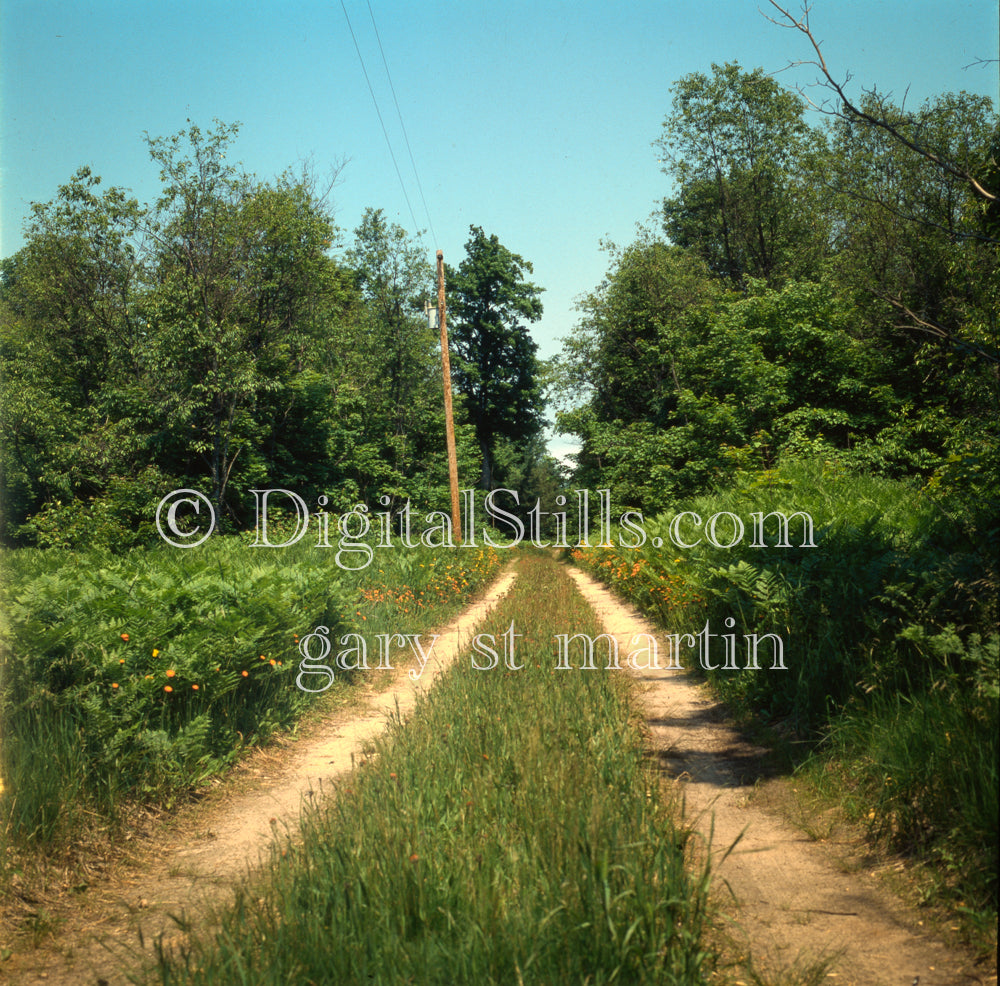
[{"xmin": 437, "ymin": 250, "xmax": 462, "ymax": 543}]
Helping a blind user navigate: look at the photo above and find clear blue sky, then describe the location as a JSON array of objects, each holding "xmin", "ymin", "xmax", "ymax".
[{"xmin": 2, "ymin": 1, "xmax": 997, "ymax": 460}]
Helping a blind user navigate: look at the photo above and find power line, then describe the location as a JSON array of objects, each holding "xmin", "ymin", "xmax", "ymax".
[
  {"xmin": 340, "ymin": 0, "xmax": 422, "ymax": 238},
  {"xmin": 366, "ymin": 0, "xmax": 438, "ymax": 248}
]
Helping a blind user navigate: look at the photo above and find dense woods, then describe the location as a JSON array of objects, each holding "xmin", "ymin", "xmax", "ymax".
[
  {"xmin": 1, "ymin": 49, "xmax": 997, "ymax": 947},
  {"xmin": 554, "ymin": 63, "xmax": 998, "ymax": 515},
  {"xmin": 0, "ymin": 122, "xmax": 556, "ymax": 548},
  {"xmin": 558, "ymin": 61, "xmax": 999, "ymax": 914}
]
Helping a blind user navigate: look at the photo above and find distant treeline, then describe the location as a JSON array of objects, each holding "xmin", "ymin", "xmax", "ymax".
[{"xmin": 0, "ymin": 123, "xmax": 557, "ymax": 549}]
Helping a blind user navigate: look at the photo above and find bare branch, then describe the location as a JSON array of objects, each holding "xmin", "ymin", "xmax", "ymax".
[
  {"xmin": 811, "ymin": 174, "xmax": 999, "ymax": 246},
  {"xmin": 762, "ymin": 0, "xmax": 997, "ymax": 203},
  {"xmin": 884, "ymin": 295, "xmax": 1000, "ymax": 365},
  {"xmin": 963, "ymin": 56, "xmax": 1000, "ymax": 71}
]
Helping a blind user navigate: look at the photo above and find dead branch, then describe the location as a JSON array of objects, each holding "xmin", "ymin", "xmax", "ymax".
[
  {"xmin": 884, "ymin": 295, "xmax": 1000, "ymax": 365},
  {"xmin": 762, "ymin": 0, "xmax": 997, "ymax": 204}
]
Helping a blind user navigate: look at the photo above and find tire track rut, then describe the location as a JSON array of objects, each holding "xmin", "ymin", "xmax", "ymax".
[{"xmin": 568, "ymin": 565, "xmax": 984, "ymax": 986}]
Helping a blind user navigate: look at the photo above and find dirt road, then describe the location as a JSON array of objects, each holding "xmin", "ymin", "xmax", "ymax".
[
  {"xmin": 568, "ymin": 566, "xmax": 986, "ymax": 986},
  {"xmin": 0, "ymin": 572, "xmax": 518, "ymax": 985},
  {"xmin": 1, "ymin": 560, "xmax": 990, "ymax": 985}
]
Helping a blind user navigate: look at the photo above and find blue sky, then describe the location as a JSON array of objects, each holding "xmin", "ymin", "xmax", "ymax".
[{"xmin": 2, "ymin": 1, "xmax": 997, "ymax": 460}]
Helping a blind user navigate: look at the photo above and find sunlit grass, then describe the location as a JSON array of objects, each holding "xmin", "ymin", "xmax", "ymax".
[
  {"xmin": 154, "ymin": 551, "xmax": 715, "ymax": 985},
  {"xmin": 572, "ymin": 456, "xmax": 998, "ymax": 915},
  {"xmin": 0, "ymin": 536, "xmax": 502, "ymax": 848}
]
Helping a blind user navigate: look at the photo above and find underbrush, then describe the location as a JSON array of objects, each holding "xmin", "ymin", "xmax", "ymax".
[
  {"xmin": 0, "ymin": 536, "xmax": 501, "ymax": 847},
  {"xmin": 572, "ymin": 456, "xmax": 998, "ymax": 914},
  {"xmin": 155, "ymin": 552, "xmax": 715, "ymax": 985}
]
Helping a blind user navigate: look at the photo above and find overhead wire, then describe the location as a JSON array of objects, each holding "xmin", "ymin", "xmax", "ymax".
[
  {"xmin": 340, "ymin": 0, "xmax": 423, "ymax": 240},
  {"xmin": 366, "ymin": 0, "xmax": 439, "ymax": 248}
]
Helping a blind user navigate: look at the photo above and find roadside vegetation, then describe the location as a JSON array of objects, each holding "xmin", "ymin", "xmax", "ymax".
[
  {"xmin": 552, "ymin": 47, "xmax": 997, "ymax": 940},
  {"xmin": 571, "ymin": 456, "xmax": 998, "ymax": 926},
  {"xmin": 0, "ymin": 11, "xmax": 996, "ymax": 975},
  {"xmin": 153, "ymin": 552, "xmax": 715, "ymax": 986},
  {"xmin": 0, "ymin": 538, "xmax": 502, "ymax": 848}
]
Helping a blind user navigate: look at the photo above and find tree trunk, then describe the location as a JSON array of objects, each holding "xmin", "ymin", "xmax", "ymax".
[{"xmin": 479, "ymin": 434, "xmax": 493, "ymax": 490}]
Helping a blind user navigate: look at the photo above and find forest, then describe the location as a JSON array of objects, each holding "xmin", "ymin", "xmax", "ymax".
[
  {"xmin": 0, "ymin": 119, "xmax": 556, "ymax": 548},
  {"xmin": 1, "ymin": 44, "xmax": 998, "ymax": 966}
]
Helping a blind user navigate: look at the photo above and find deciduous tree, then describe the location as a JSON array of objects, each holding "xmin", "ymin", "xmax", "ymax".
[{"xmin": 446, "ymin": 226, "xmax": 544, "ymax": 490}]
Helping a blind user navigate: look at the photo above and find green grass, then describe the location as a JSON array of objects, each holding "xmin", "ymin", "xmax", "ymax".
[
  {"xmin": 0, "ymin": 534, "xmax": 502, "ymax": 846},
  {"xmin": 153, "ymin": 551, "xmax": 715, "ymax": 985},
  {"xmin": 571, "ymin": 455, "xmax": 998, "ymax": 914}
]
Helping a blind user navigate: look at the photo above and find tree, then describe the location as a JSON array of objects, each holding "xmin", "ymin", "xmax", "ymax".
[
  {"xmin": 0, "ymin": 121, "xmax": 355, "ymax": 543},
  {"xmin": 763, "ymin": 1, "xmax": 999, "ymax": 371},
  {"xmin": 765, "ymin": 0, "xmax": 998, "ymax": 207},
  {"xmin": 555, "ymin": 231, "xmax": 910, "ymax": 510},
  {"xmin": 446, "ymin": 226, "xmax": 544, "ymax": 490},
  {"xmin": 822, "ymin": 92, "xmax": 999, "ymax": 382},
  {"xmin": 342, "ymin": 209, "xmax": 438, "ymax": 497},
  {"xmin": 656, "ymin": 62, "xmax": 829, "ymax": 290},
  {"xmin": 143, "ymin": 121, "xmax": 341, "ymax": 521},
  {"xmin": 561, "ymin": 233, "xmax": 725, "ymax": 427},
  {"xmin": 0, "ymin": 167, "xmax": 156, "ymax": 540}
]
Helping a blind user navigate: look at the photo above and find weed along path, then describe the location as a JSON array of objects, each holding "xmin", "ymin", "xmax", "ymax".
[
  {"xmin": 2, "ymin": 553, "xmax": 987, "ymax": 985},
  {"xmin": 566, "ymin": 565, "xmax": 983, "ymax": 986},
  {"xmin": 1, "ymin": 570, "xmax": 518, "ymax": 986}
]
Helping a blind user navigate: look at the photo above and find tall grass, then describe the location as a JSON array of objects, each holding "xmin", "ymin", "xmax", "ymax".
[
  {"xmin": 0, "ymin": 535, "xmax": 501, "ymax": 845},
  {"xmin": 572, "ymin": 456, "xmax": 998, "ymax": 911},
  {"xmin": 154, "ymin": 552, "xmax": 715, "ymax": 985}
]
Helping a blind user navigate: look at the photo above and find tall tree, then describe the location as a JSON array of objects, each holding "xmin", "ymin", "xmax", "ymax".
[
  {"xmin": 0, "ymin": 121, "xmax": 353, "ymax": 543},
  {"xmin": 0, "ymin": 167, "xmax": 154, "ymax": 537},
  {"xmin": 446, "ymin": 226, "xmax": 544, "ymax": 490},
  {"xmin": 144, "ymin": 121, "xmax": 340, "ymax": 520},
  {"xmin": 330, "ymin": 207, "xmax": 483, "ymax": 508},
  {"xmin": 656, "ymin": 62, "xmax": 828, "ymax": 290}
]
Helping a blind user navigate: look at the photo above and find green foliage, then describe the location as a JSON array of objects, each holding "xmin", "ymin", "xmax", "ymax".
[
  {"xmin": 824, "ymin": 92, "xmax": 999, "ymax": 357},
  {"xmin": 558, "ymin": 265, "xmax": 923, "ymax": 510},
  {"xmin": 333, "ymin": 208, "xmax": 479, "ymax": 509},
  {"xmin": 558, "ymin": 71, "xmax": 998, "ymax": 528},
  {"xmin": 0, "ymin": 536, "xmax": 502, "ymax": 843},
  {"xmin": 1, "ymin": 124, "xmax": 479, "ymax": 543},
  {"xmin": 657, "ymin": 62, "xmax": 829, "ymax": 288},
  {"xmin": 16, "ymin": 466, "xmax": 178, "ymax": 550},
  {"xmin": 142, "ymin": 122, "xmax": 345, "ymax": 516},
  {"xmin": 446, "ymin": 226, "xmax": 545, "ymax": 490},
  {"xmin": 153, "ymin": 553, "xmax": 713, "ymax": 985},
  {"xmin": 572, "ymin": 456, "xmax": 998, "ymax": 908}
]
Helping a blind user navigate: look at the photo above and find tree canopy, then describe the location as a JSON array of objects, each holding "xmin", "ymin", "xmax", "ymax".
[
  {"xmin": 556, "ymin": 62, "xmax": 998, "ymax": 515},
  {"xmin": 446, "ymin": 226, "xmax": 545, "ymax": 490},
  {"xmin": 0, "ymin": 123, "xmax": 501, "ymax": 546}
]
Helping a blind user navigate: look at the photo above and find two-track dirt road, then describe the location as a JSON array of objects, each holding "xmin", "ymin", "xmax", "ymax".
[
  {"xmin": 1, "ymin": 559, "xmax": 991, "ymax": 985},
  {"xmin": 569, "ymin": 567, "xmax": 988, "ymax": 986}
]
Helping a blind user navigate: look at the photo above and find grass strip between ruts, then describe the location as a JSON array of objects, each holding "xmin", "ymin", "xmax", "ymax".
[{"xmin": 154, "ymin": 549, "xmax": 715, "ymax": 985}]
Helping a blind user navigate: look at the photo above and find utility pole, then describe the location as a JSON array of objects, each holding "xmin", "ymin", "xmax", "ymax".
[{"xmin": 437, "ymin": 250, "xmax": 462, "ymax": 543}]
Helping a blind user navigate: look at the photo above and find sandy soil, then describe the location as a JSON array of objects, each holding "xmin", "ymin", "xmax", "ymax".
[
  {"xmin": 1, "ymin": 562, "xmax": 993, "ymax": 986},
  {"xmin": 0, "ymin": 570, "xmax": 517, "ymax": 985},
  {"xmin": 567, "ymin": 566, "xmax": 993, "ymax": 986}
]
